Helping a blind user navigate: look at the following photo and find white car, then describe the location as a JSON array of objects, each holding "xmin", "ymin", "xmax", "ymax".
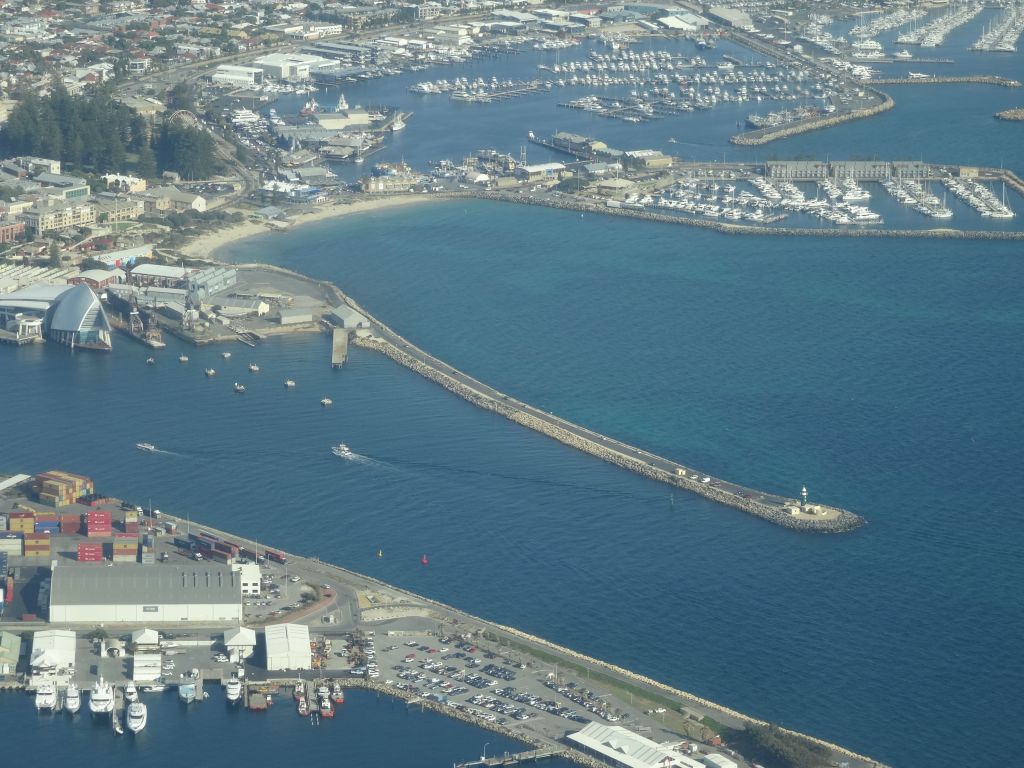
[{"xmin": 289, "ymin": 575, "xmax": 301, "ymax": 583}]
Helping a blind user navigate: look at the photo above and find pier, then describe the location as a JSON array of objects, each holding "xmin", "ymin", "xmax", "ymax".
[
  {"xmin": 331, "ymin": 327, "xmax": 348, "ymax": 368},
  {"xmin": 455, "ymin": 747, "xmax": 568, "ymax": 767}
]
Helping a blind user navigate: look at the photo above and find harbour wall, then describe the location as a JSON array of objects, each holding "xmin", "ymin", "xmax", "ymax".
[
  {"xmin": 872, "ymin": 75, "xmax": 1021, "ymax": 87},
  {"xmin": 730, "ymin": 89, "xmax": 895, "ymax": 146}
]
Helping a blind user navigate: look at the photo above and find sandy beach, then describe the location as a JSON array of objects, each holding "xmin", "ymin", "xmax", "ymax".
[{"xmin": 179, "ymin": 194, "xmax": 444, "ymax": 261}]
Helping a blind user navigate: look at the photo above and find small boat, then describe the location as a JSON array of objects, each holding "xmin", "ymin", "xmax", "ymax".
[
  {"xmin": 296, "ymin": 695, "xmax": 310, "ymax": 717},
  {"xmin": 226, "ymin": 677, "xmax": 242, "ymax": 703},
  {"xmin": 64, "ymin": 683, "xmax": 81, "ymax": 714},
  {"xmin": 179, "ymin": 355, "xmax": 189, "ymax": 363},
  {"xmin": 421, "ymin": 554, "xmax": 429, "ymax": 566},
  {"xmin": 331, "ymin": 443, "xmax": 352, "ymax": 458},
  {"xmin": 284, "ymin": 379, "xmax": 296, "ymax": 388},
  {"xmin": 146, "ymin": 357, "xmax": 155, "ymax": 365},
  {"xmin": 90, "ymin": 677, "xmax": 114, "ymax": 716},
  {"xmin": 136, "ymin": 442, "xmax": 157, "ymax": 452},
  {"xmin": 331, "ymin": 683, "xmax": 345, "ymax": 704},
  {"xmin": 178, "ymin": 682, "xmax": 197, "ymax": 704},
  {"xmin": 126, "ymin": 701, "xmax": 147, "ymax": 734},
  {"xmin": 222, "ymin": 351, "xmax": 232, "ymax": 359},
  {"xmin": 35, "ymin": 682, "xmax": 57, "ymax": 711},
  {"xmin": 234, "ymin": 382, "xmax": 246, "ymax": 393},
  {"xmin": 141, "ymin": 684, "xmax": 167, "ymax": 693},
  {"xmin": 248, "ymin": 363, "xmax": 260, "ymax": 373},
  {"xmin": 321, "ymin": 397, "xmax": 333, "ymax": 406},
  {"xmin": 376, "ymin": 549, "xmax": 383, "ymax": 559},
  {"xmin": 205, "ymin": 368, "xmax": 216, "ymax": 377},
  {"xmin": 112, "ymin": 716, "xmax": 124, "ymax": 735},
  {"xmin": 124, "ymin": 684, "xmax": 139, "ymax": 703}
]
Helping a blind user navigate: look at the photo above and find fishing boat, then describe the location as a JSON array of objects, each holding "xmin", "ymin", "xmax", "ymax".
[
  {"xmin": 226, "ymin": 677, "xmax": 243, "ymax": 703},
  {"xmin": 178, "ymin": 682, "xmax": 197, "ymax": 704},
  {"xmin": 64, "ymin": 683, "xmax": 81, "ymax": 714},
  {"xmin": 124, "ymin": 683, "xmax": 139, "ymax": 703},
  {"xmin": 205, "ymin": 368, "xmax": 216, "ymax": 377},
  {"xmin": 136, "ymin": 442, "xmax": 157, "ymax": 452},
  {"xmin": 35, "ymin": 682, "xmax": 57, "ymax": 711},
  {"xmin": 248, "ymin": 363, "xmax": 260, "ymax": 372},
  {"xmin": 321, "ymin": 397, "xmax": 333, "ymax": 406},
  {"xmin": 89, "ymin": 677, "xmax": 114, "ymax": 716},
  {"xmin": 331, "ymin": 683, "xmax": 345, "ymax": 704},
  {"xmin": 331, "ymin": 443, "xmax": 352, "ymax": 458},
  {"xmin": 234, "ymin": 382, "xmax": 246, "ymax": 393},
  {"xmin": 126, "ymin": 701, "xmax": 147, "ymax": 734}
]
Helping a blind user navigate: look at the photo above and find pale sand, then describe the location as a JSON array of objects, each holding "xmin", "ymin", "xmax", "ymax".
[{"xmin": 178, "ymin": 195, "xmax": 443, "ymax": 261}]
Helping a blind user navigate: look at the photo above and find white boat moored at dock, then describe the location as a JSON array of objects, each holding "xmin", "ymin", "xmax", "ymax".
[{"xmin": 126, "ymin": 701, "xmax": 147, "ymax": 733}]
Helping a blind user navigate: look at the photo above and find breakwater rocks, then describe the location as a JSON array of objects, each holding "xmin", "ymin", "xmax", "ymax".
[
  {"xmin": 730, "ymin": 90, "xmax": 895, "ymax": 146},
  {"xmin": 873, "ymin": 75, "xmax": 1021, "ymax": 87},
  {"xmin": 353, "ymin": 335, "xmax": 863, "ymax": 534},
  {"xmin": 996, "ymin": 108, "xmax": 1024, "ymax": 121}
]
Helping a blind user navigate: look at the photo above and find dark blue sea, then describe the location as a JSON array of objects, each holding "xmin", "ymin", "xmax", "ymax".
[{"xmin": 3, "ymin": 11, "xmax": 1024, "ymax": 768}]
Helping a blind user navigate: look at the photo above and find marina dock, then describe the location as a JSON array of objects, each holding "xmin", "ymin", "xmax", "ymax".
[{"xmin": 331, "ymin": 327, "xmax": 348, "ymax": 368}]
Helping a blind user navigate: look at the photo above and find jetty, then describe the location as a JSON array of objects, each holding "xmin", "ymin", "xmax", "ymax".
[
  {"xmin": 331, "ymin": 327, "xmax": 348, "ymax": 367},
  {"xmin": 455, "ymin": 747, "xmax": 568, "ymax": 767}
]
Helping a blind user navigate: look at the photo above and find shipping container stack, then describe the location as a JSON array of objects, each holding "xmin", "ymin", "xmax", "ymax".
[
  {"xmin": 112, "ymin": 534, "xmax": 138, "ymax": 564},
  {"xmin": 23, "ymin": 533, "xmax": 51, "ymax": 558},
  {"xmin": 77, "ymin": 542, "xmax": 104, "ymax": 562},
  {"xmin": 7, "ymin": 511, "xmax": 34, "ymax": 534},
  {"xmin": 0, "ymin": 552, "xmax": 7, "ymax": 608},
  {"xmin": 59, "ymin": 514, "xmax": 82, "ymax": 534},
  {"xmin": 123, "ymin": 509, "xmax": 140, "ymax": 535},
  {"xmin": 86, "ymin": 510, "xmax": 112, "ymax": 538},
  {"xmin": 36, "ymin": 470, "xmax": 94, "ymax": 508},
  {"xmin": 0, "ymin": 533, "xmax": 23, "ymax": 556},
  {"xmin": 0, "ymin": 513, "xmax": 7, "ymax": 531},
  {"xmin": 139, "ymin": 534, "xmax": 156, "ymax": 565},
  {"xmin": 34, "ymin": 511, "xmax": 59, "ymax": 535}
]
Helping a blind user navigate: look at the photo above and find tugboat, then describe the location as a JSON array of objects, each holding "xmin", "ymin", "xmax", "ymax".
[
  {"xmin": 319, "ymin": 694, "xmax": 335, "ymax": 718},
  {"xmin": 331, "ymin": 683, "xmax": 345, "ymax": 705},
  {"xmin": 296, "ymin": 695, "xmax": 310, "ymax": 717}
]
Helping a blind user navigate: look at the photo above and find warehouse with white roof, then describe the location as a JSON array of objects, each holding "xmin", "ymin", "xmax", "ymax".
[
  {"xmin": 264, "ymin": 623, "xmax": 311, "ymax": 670},
  {"xmin": 48, "ymin": 563, "xmax": 243, "ymax": 623},
  {"xmin": 567, "ymin": 722, "xmax": 704, "ymax": 768}
]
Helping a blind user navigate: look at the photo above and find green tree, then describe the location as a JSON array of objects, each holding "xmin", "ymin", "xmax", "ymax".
[{"xmin": 48, "ymin": 242, "xmax": 62, "ymax": 268}]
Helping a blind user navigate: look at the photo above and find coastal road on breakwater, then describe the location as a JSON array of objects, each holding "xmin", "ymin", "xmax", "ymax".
[{"xmin": 334, "ymin": 292, "xmax": 863, "ymax": 533}]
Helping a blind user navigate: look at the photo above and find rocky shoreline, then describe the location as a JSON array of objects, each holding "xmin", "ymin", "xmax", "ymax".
[{"xmin": 996, "ymin": 108, "xmax": 1024, "ymax": 121}]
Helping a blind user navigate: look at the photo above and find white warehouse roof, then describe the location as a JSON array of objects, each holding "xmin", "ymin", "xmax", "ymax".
[
  {"xmin": 264, "ymin": 623, "xmax": 311, "ymax": 670},
  {"xmin": 30, "ymin": 629, "xmax": 77, "ymax": 673},
  {"xmin": 568, "ymin": 722, "xmax": 704, "ymax": 768}
]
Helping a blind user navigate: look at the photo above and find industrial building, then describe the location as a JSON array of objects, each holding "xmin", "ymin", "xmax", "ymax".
[
  {"xmin": 29, "ymin": 629, "xmax": 77, "ymax": 677},
  {"xmin": 264, "ymin": 623, "xmax": 311, "ymax": 670},
  {"xmin": 330, "ymin": 305, "xmax": 369, "ymax": 329},
  {"xmin": 223, "ymin": 626, "xmax": 257, "ymax": 663},
  {"xmin": 0, "ymin": 631, "xmax": 21, "ymax": 674},
  {"xmin": 212, "ymin": 65, "xmax": 265, "ymax": 87},
  {"xmin": 567, "ymin": 722, "xmax": 704, "ymax": 768},
  {"xmin": 48, "ymin": 563, "xmax": 243, "ymax": 623},
  {"xmin": 252, "ymin": 53, "xmax": 337, "ymax": 80}
]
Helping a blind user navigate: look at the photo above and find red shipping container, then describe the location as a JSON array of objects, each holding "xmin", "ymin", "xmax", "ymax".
[
  {"xmin": 124, "ymin": 522, "xmax": 140, "ymax": 534},
  {"xmin": 9, "ymin": 511, "xmax": 32, "ymax": 519},
  {"xmin": 4, "ymin": 576, "xmax": 12, "ymax": 603},
  {"xmin": 60, "ymin": 520, "xmax": 81, "ymax": 534}
]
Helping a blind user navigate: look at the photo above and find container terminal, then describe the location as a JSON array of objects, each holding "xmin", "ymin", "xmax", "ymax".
[{"xmin": 0, "ymin": 471, "xmax": 886, "ymax": 768}]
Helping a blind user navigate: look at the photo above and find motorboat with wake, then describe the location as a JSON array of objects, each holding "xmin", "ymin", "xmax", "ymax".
[
  {"xmin": 331, "ymin": 443, "xmax": 353, "ymax": 458},
  {"xmin": 126, "ymin": 701, "xmax": 147, "ymax": 733},
  {"xmin": 136, "ymin": 442, "xmax": 157, "ymax": 452},
  {"xmin": 64, "ymin": 683, "xmax": 81, "ymax": 714},
  {"xmin": 35, "ymin": 682, "xmax": 57, "ymax": 711},
  {"xmin": 89, "ymin": 677, "xmax": 114, "ymax": 716}
]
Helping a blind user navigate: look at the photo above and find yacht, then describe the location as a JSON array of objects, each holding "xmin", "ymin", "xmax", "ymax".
[
  {"xmin": 35, "ymin": 682, "xmax": 57, "ymax": 711},
  {"xmin": 89, "ymin": 677, "xmax": 114, "ymax": 715},
  {"xmin": 126, "ymin": 701, "xmax": 148, "ymax": 734},
  {"xmin": 895, "ymin": 49, "xmax": 913, "ymax": 59},
  {"xmin": 234, "ymin": 382, "xmax": 246, "ymax": 394},
  {"xmin": 225, "ymin": 677, "xmax": 243, "ymax": 703},
  {"xmin": 136, "ymin": 442, "xmax": 157, "ymax": 452},
  {"xmin": 332, "ymin": 443, "xmax": 353, "ymax": 458},
  {"xmin": 205, "ymin": 368, "xmax": 216, "ymax": 377},
  {"xmin": 222, "ymin": 351, "xmax": 232, "ymax": 359},
  {"xmin": 179, "ymin": 355, "xmax": 189, "ymax": 363},
  {"xmin": 64, "ymin": 683, "xmax": 81, "ymax": 714},
  {"xmin": 321, "ymin": 397, "xmax": 333, "ymax": 407},
  {"xmin": 124, "ymin": 683, "xmax": 139, "ymax": 703},
  {"xmin": 141, "ymin": 683, "xmax": 167, "ymax": 693},
  {"xmin": 178, "ymin": 682, "xmax": 197, "ymax": 704},
  {"xmin": 248, "ymin": 363, "xmax": 260, "ymax": 373}
]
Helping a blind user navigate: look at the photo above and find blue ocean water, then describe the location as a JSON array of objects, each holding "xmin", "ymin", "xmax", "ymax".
[{"xmin": 4, "ymin": 15, "xmax": 1024, "ymax": 768}]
